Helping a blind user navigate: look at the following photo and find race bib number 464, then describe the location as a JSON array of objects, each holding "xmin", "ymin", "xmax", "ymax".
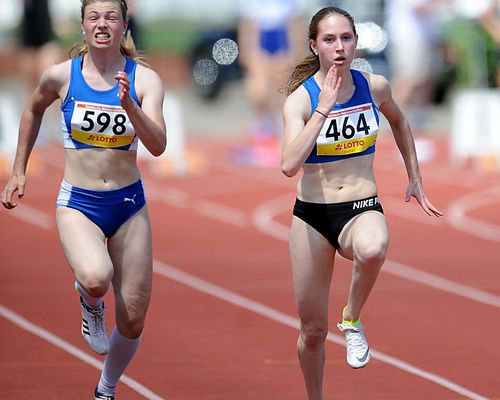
[
  {"xmin": 71, "ymin": 101, "xmax": 135, "ymax": 148},
  {"xmin": 317, "ymin": 103, "xmax": 378, "ymax": 156}
]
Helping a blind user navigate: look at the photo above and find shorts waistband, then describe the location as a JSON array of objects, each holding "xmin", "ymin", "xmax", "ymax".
[
  {"xmin": 295, "ymin": 195, "xmax": 380, "ymax": 212},
  {"xmin": 60, "ymin": 179, "xmax": 143, "ymax": 195}
]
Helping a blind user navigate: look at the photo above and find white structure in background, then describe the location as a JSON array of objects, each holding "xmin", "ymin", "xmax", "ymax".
[
  {"xmin": 450, "ymin": 0, "xmax": 500, "ymax": 171},
  {"xmin": 137, "ymin": 92, "xmax": 187, "ymax": 176},
  {"xmin": 0, "ymin": 0, "xmax": 22, "ymax": 48},
  {"xmin": 0, "ymin": 93, "xmax": 21, "ymax": 171},
  {"xmin": 451, "ymin": 90, "xmax": 500, "ymax": 170}
]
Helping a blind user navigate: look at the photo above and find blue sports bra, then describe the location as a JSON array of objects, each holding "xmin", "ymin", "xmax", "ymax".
[
  {"xmin": 303, "ymin": 69, "xmax": 380, "ymax": 163},
  {"xmin": 60, "ymin": 56, "xmax": 140, "ymax": 151}
]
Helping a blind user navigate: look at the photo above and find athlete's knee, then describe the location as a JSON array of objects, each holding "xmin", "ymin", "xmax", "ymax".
[
  {"xmin": 76, "ymin": 266, "xmax": 113, "ymax": 297},
  {"xmin": 355, "ymin": 239, "xmax": 388, "ymax": 268},
  {"xmin": 117, "ymin": 314, "xmax": 146, "ymax": 339},
  {"xmin": 299, "ymin": 322, "xmax": 328, "ymax": 349}
]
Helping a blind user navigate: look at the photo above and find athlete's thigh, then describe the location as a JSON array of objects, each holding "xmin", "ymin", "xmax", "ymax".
[
  {"xmin": 107, "ymin": 206, "xmax": 153, "ymax": 319},
  {"xmin": 290, "ymin": 216, "xmax": 335, "ymax": 321},
  {"xmin": 56, "ymin": 207, "xmax": 113, "ymax": 282},
  {"xmin": 337, "ymin": 211, "xmax": 389, "ymax": 261}
]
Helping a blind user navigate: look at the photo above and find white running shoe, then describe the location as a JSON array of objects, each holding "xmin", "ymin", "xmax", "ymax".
[
  {"xmin": 78, "ymin": 296, "xmax": 110, "ymax": 355},
  {"xmin": 94, "ymin": 386, "xmax": 115, "ymax": 400},
  {"xmin": 337, "ymin": 321, "xmax": 371, "ymax": 369}
]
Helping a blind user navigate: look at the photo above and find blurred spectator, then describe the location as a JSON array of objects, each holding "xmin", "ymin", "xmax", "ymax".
[
  {"xmin": 385, "ymin": 0, "xmax": 441, "ymax": 129},
  {"xmin": 479, "ymin": 0, "xmax": 500, "ymax": 87},
  {"xmin": 126, "ymin": 0, "xmax": 142, "ymax": 49},
  {"xmin": 445, "ymin": 0, "xmax": 500, "ymax": 173},
  {"xmin": 20, "ymin": 0, "xmax": 63, "ymax": 88},
  {"xmin": 18, "ymin": 0, "xmax": 63, "ymax": 146},
  {"xmin": 445, "ymin": 0, "xmax": 499, "ymax": 88},
  {"xmin": 236, "ymin": 0, "xmax": 306, "ymax": 166},
  {"xmin": 323, "ymin": 0, "xmax": 385, "ymax": 23}
]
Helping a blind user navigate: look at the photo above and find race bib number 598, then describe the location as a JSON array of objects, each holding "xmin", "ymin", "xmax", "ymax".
[
  {"xmin": 71, "ymin": 101, "xmax": 135, "ymax": 148},
  {"xmin": 316, "ymin": 103, "xmax": 378, "ymax": 156}
]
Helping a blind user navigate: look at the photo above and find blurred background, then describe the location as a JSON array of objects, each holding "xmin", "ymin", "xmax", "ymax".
[
  {"xmin": 0, "ymin": 0, "xmax": 498, "ymax": 175},
  {"xmin": 1, "ymin": 4, "xmax": 499, "ymax": 399}
]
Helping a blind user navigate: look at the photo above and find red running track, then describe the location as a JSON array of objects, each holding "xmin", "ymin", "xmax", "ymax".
[{"xmin": 1, "ymin": 133, "xmax": 499, "ymax": 399}]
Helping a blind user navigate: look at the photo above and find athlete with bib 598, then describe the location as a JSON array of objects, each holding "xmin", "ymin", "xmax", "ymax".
[
  {"xmin": 1, "ymin": 1, "xmax": 166, "ymax": 399},
  {"xmin": 281, "ymin": 7, "xmax": 442, "ymax": 399}
]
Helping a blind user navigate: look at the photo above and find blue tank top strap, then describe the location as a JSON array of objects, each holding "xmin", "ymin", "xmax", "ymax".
[
  {"xmin": 64, "ymin": 56, "xmax": 82, "ymax": 103},
  {"xmin": 71, "ymin": 55, "xmax": 83, "ymax": 73},
  {"xmin": 123, "ymin": 57, "xmax": 140, "ymax": 104},
  {"xmin": 302, "ymin": 75, "xmax": 320, "ymax": 113},
  {"xmin": 350, "ymin": 70, "xmax": 379, "ymax": 124}
]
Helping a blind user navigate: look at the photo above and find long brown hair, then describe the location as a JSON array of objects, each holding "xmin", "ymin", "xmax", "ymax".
[
  {"xmin": 283, "ymin": 7, "xmax": 356, "ymax": 95},
  {"xmin": 69, "ymin": 0, "xmax": 148, "ymax": 66}
]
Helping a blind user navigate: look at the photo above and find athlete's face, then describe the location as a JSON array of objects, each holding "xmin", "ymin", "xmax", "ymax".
[
  {"xmin": 311, "ymin": 14, "xmax": 357, "ymax": 71},
  {"xmin": 82, "ymin": 2, "xmax": 127, "ymax": 50}
]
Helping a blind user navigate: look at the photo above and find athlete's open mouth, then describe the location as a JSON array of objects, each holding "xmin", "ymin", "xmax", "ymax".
[{"xmin": 95, "ymin": 33, "xmax": 110, "ymax": 39}]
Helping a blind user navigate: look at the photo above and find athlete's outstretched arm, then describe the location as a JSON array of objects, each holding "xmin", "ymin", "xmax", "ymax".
[
  {"xmin": 374, "ymin": 74, "xmax": 442, "ymax": 217},
  {"xmin": 1, "ymin": 63, "xmax": 64, "ymax": 209}
]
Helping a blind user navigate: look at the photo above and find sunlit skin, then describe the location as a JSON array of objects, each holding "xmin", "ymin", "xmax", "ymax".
[
  {"xmin": 311, "ymin": 15, "xmax": 358, "ymax": 75},
  {"xmin": 282, "ymin": 13, "xmax": 442, "ymax": 216},
  {"xmin": 80, "ymin": 1, "xmax": 129, "ymax": 107},
  {"xmin": 82, "ymin": 2, "xmax": 131, "ymax": 100},
  {"xmin": 0, "ymin": 0, "xmax": 166, "ymax": 208},
  {"xmin": 281, "ymin": 10, "xmax": 442, "ymax": 400},
  {"xmin": 310, "ymin": 15, "xmax": 358, "ymax": 118},
  {"xmin": 0, "ymin": 16, "xmax": 168, "ymax": 400},
  {"xmin": 82, "ymin": 3, "xmax": 125, "ymax": 53}
]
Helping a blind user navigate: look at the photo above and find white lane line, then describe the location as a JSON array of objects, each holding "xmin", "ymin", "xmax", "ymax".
[
  {"xmin": 8, "ymin": 193, "xmax": 500, "ymax": 311},
  {"xmin": 384, "ymin": 260, "xmax": 500, "ymax": 308},
  {"xmin": 36, "ymin": 145, "xmax": 498, "ymax": 240},
  {"xmin": 146, "ymin": 183, "xmax": 249, "ymax": 228},
  {"xmin": 252, "ymin": 194, "xmax": 292, "ymax": 240},
  {"xmin": 3, "ymin": 177, "xmax": 494, "ymax": 399},
  {"xmin": 195, "ymin": 199, "xmax": 249, "ymax": 228},
  {"xmin": 252, "ymin": 194, "xmax": 500, "ymax": 309},
  {"xmin": 146, "ymin": 185, "xmax": 191, "ymax": 209},
  {"xmin": 4, "ymin": 203, "xmax": 54, "ymax": 230},
  {"xmin": 153, "ymin": 261, "xmax": 490, "ymax": 400},
  {"xmin": 0, "ymin": 304, "xmax": 164, "ymax": 400},
  {"xmin": 2, "ymin": 193, "xmax": 492, "ymax": 399},
  {"xmin": 447, "ymin": 188, "xmax": 500, "ymax": 242}
]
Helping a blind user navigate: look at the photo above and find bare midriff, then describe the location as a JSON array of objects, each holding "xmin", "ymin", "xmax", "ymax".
[
  {"xmin": 63, "ymin": 148, "xmax": 140, "ymax": 190},
  {"xmin": 297, "ymin": 153, "xmax": 377, "ymax": 203}
]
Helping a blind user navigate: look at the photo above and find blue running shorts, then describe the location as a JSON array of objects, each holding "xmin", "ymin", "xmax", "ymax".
[{"xmin": 57, "ymin": 179, "xmax": 146, "ymax": 237}]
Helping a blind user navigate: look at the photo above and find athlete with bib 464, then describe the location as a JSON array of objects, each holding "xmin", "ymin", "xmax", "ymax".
[
  {"xmin": 281, "ymin": 7, "xmax": 442, "ymax": 400},
  {"xmin": 1, "ymin": 1, "xmax": 166, "ymax": 399}
]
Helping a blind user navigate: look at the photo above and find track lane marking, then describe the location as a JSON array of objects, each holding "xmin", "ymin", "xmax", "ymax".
[
  {"xmin": 153, "ymin": 261, "xmax": 489, "ymax": 400},
  {"xmin": 0, "ymin": 304, "xmax": 164, "ymax": 400},
  {"xmin": 252, "ymin": 194, "xmax": 500, "ymax": 308},
  {"xmin": 2, "ymin": 202, "xmax": 494, "ymax": 399},
  {"xmin": 5, "ymin": 146, "xmax": 498, "ymax": 399},
  {"xmin": 3, "ymin": 203, "xmax": 54, "ymax": 230},
  {"xmin": 35, "ymin": 144, "xmax": 499, "ymax": 238},
  {"xmin": 447, "ymin": 187, "xmax": 500, "ymax": 242}
]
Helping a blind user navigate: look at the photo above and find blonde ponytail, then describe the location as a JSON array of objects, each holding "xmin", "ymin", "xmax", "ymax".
[{"xmin": 120, "ymin": 31, "xmax": 148, "ymax": 66}]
